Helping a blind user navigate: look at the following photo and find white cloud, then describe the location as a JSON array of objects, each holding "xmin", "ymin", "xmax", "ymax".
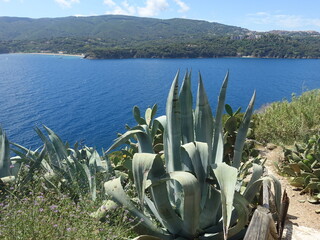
[
  {"xmin": 103, "ymin": 0, "xmax": 116, "ymax": 7},
  {"xmin": 105, "ymin": 0, "xmax": 136, "ymax": 15},
  {"xmin": 247, "ymin": 12, "xmax": 320, "ymax": 30},
  {"xmin": 55, "ymin": 0, "xmax": 79, "ymax": 8},
  {"xmin": 104, "ymin": 0, "xmax": 188, "ymax": 18},
  {"xmin": 137, "ymin": 0, "xmax": 169, "ymax": 17},
  {"xmin": 173, "ymin": 0, "xmax": 189, "ymax": 13},
  {"xmin": 74, "ymin": 14, "xmax": 99, "ymax": 17}
]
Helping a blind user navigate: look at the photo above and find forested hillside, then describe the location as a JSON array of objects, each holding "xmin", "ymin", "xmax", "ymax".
[{"xmin": 0, "ymin": 15, "xmax": 319, "ymax": 59}]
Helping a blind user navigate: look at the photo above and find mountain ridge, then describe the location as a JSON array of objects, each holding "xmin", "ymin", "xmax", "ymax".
[
  {"xmin": 0, "ymin": 15, "xmax": 252, "ymax": 41},
  {"xmin": 0, "ymin": 14, "xmax": 319, "ymax": 41},
  {"xmin": 0, "ymin": 15, "xmax": 319, "ymax": 59}
]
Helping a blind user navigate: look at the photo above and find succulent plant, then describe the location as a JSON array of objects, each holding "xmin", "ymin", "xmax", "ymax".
[
  {"xmin": 101, "ymin": 71, "xmax": 272, "ymax": 240},
  {"xmin": 280, "ymin": 134, "xmax": 320, "ymax": 202},
  {"xmin": 107, "ymin": 103, "xmax": 166, "ymax": 155},
  {"xmin": 7, "ymin": 126, "xmax": 111, "ymax": 201},
  {"xmin": 0, "ymin": 127, "xmax": 15, "ymax": 185}
]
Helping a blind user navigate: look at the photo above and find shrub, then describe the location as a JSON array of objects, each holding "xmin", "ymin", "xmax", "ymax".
[
  {"xmin": 255, "ymin": 89, "xmax": 320, "ymax": 145},
  {"xmin": 278, "ymin": 133, "xmax": 320, "ymax": 203}
]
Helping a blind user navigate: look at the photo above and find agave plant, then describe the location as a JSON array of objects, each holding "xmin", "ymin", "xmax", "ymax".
[
  {"xmin": 101, "ymin": 71, "xmax": 276, "ymax": 240},
  {"xmin": 8, "ymin": 126, "xmax": 111, "ymax": 201},
  {"xmin": 0, "ymin": 127, "xmax": 15, "ymax": 185}
]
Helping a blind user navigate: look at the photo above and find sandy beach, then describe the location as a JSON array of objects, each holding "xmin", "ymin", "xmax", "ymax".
[{"xmin": 10, "ymin": 52, "xmax": 85, "ymax": 58}]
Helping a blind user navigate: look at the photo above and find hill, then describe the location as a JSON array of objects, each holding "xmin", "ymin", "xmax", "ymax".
[
  {"xmin": 0, "ymin": 15, "xmax": 319, "ymax": 59},
  {"xmin": 0, "ymin": 15, "xmax": 250, "ymax": 41}
]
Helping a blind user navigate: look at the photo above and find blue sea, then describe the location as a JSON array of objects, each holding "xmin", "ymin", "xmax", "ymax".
[{"xmin": 0, "ymin": 54, "xmax": 320, "ymax": 150}]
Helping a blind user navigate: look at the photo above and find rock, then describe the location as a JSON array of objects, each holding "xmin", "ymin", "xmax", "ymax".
[{"xmin": 266, "ymin": 143, "xmax": 277, "ymax": 150}]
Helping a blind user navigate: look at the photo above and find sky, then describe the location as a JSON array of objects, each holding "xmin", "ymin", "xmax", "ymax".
[{"xmin": 1, "ymin": 0, "xmax": 320, "ymax": 32}]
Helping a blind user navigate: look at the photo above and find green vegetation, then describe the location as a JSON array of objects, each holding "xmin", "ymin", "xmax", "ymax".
[
  {"xmin": 0, "ymin": 191, "xmax": 136, "ymax": 239},
  {"xmin": 99, "ymin": 71, "xmax": 282, "ymax": 239},
  {"xmin": 0, "ymin": 15, "xmax": 249, "ymax": 41},
  {"xmin": 2, "ymin": 34, "xmax": 320, "ymax": 59},
  {"xmin": 254, "ymin": 89, "xmax": 320, "ymax": 203},
  {"xmin": 0, "ymin": 128, "xmax": 137, "ymax": 239},
  {"xmin": 255, "ymin": 90, "xmax": 320, "ymax": 145},
  {"xmin": 277, "ymin": 134, "xmax": 320, "ymax": 203},
  {"xmin": 0, "ymin": 71, "xmax": 285, "ymax": 239},
  {"xmin": 0, "ymin": 15, "xmax": 320, "ymax": 58}
]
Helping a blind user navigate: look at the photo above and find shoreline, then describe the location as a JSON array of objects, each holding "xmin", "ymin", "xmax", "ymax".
[
  {"xmin": 4, "ymin": 52, "xmax": 320, "ymax": 60},
  {"xmin": 9, "ymin": 52, "xmax": 84, "ymax": 58}
]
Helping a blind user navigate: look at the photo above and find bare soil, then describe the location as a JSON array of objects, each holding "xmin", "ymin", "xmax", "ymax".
[{"xmin": 259, "ymin": 145, "xmax": 320, "ymax": 240}]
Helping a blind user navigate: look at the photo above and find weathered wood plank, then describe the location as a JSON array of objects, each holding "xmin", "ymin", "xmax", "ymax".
[
  {"xmin": 243, "ymin": 206, "xmax": 279, "ymax": 240},
  {"xmin": 277, "ymin": 190, "xmax": 289, "ymax": 240}
]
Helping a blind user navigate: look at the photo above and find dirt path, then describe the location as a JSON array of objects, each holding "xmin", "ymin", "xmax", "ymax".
[{"xmin": 259, "ymin": 145, "xmax": 320, "ymax": 240}]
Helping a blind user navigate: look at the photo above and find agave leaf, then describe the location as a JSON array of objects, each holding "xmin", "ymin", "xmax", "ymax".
[
  {"xmin": 91, "ymin": 150, "xmax": 107, "ymax": 172},
  {"xmin": 136, "ymin": 132, "xmax": 154, "ymax": 153},
  {"xmin": 269, "ymin": 174, "xmax": 282, "ymax": 214},
  {"xmin": 35, "ymin": 127, "xmax": 61, "ymax": 168},
  {"xmin": 106, "ymin": 129, "xmax": 150, "ymax": 153},
  {"xmin": 146, "ymin": 154, "xmax": 184, "ymax": 235},
  {"xmin": 151, "ymin": 115, "xmax": 166, "ymax": 140},
  {"xmin": 43, "ymin": 125, "xmax": 68, "ymax": 161},
  {"xmin": 243, "ymin": 178, "xmax": 263, "ymax": 203},
  {"xmin": 88, "ymin": 151, "xmax": 102, "ymax": 201},
  {"xmin": 213, "ymin": 192, "xmax": 249, "ymax": 240},
  {"xmin": 164, "ymin": 71, "xmax": 182, "ymax": 172},
  {"xmin": 212, "ymin": 72, "xmax": 229, "ymax": 165},
  {"xmin": 144, "ymin": 196, "xmax": 167, "ymax": 228},
  {"xmin": 104, "ymin": 177, "xmax": 172, "ymax": 240},
  {"xmin": 18, "ymin": 146, "xmax": 46, "ymax": 189},
  {"xmin": 194, "ymin": 73, "xmax": 213, "ymax": 159},
  {"xmin": 79, "ymin": 162, "xmax": 92, "ymax": 196},
  {"xmin": 0, "ymin": 127, "xmax": 10, "ymax": 178},
  {"xmin": 132, "ymin": 153, "xmax": 157, "ymax": 206},
  {"xmin": 199, "ymin": 186, "xmax": 221, "ymax": 230},
  {"xmin": 179, "ymin": 71, "xmax": 194, "ymax": 144},
  {"xmin": 167, "ymin": 171, "xmax": 201, "ymax": 239},
  {"xmin": 10, "ymin": 142, "xmax": 33, "ymax": 155},
  {"xmin": 196, "ymin": 141, "xmax": 209, "ymax": 178},
  {"xmin": 200, "ymin": 192, "xmax": 249, "ymax": 240},
  {"xmin": 181, "ymin": 142, "xmax": 209, "ymax": 203},
  {"xmin": 213, "ymin": 163, "xmax": 237, "ymax": 240},
  {"xmin": 232, "ymin": 91, "xmax": 256, "ymax": 169},
  {"xmin": 243, "ymin": 163, "xmax": 263, "ymax": 193},
  {"xmin": 180, "ymin": 144, "xmax": 195, "ymax": 173}
]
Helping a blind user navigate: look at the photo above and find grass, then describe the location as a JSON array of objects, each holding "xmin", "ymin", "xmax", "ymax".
[
  {"xmin": 254, "ymin": 89, "xmax": 320, "ymax": 145},
  {"xmin": 0, "ymin": 184, "xmax": 137, "ymax": 240}
]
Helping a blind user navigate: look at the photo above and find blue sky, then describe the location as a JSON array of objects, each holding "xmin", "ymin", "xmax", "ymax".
[{"xmin": 1, "ymin": 0, "xmax": 320, "ymax": 32}]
